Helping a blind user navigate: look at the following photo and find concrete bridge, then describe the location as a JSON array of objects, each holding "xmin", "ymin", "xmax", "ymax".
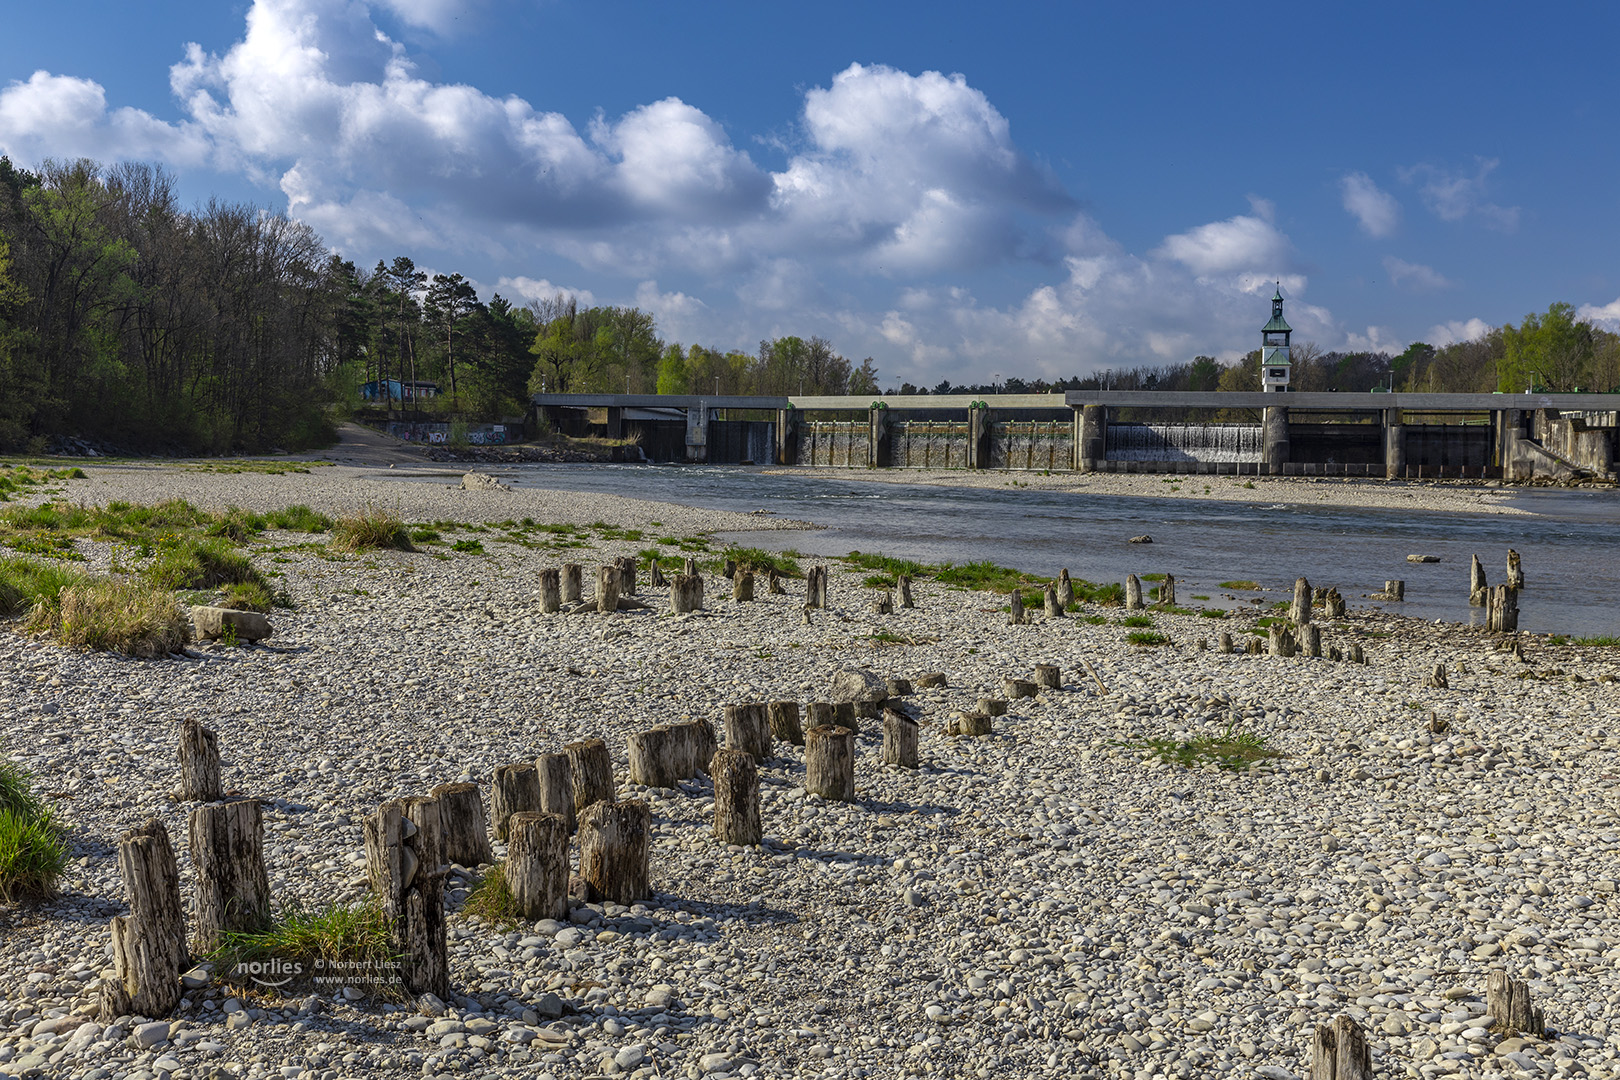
[{"xmin": 531, "ymin": 391, "xmax": 1620, "ymax": 481}]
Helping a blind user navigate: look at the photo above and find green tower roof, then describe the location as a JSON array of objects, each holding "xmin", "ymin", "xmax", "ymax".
[{"xmin": 1263, "ymin": 312, "xmax": 1292, "ymax": 333}]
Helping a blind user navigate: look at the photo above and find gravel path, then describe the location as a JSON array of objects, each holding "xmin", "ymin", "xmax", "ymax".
[{"xmin": 2, "ymin": 467, "xmax": 1619, "ymax": 1080}]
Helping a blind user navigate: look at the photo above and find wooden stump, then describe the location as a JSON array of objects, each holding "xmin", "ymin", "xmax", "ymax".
[
  {"xmin": 1300, "ymin": 623, "xmax": 1322, "ymax": 658},
  {"xmin": 1487, "ymin": 584, "xmax": 1519, "ymax": 632},
  {"xmin": 179, "ymin": 718, "xmax": 221, "ymax": 802},
  {"xmin": 100, "ymin": 820, "xmax": 187, "ymax": 1021},
  {"xmin": 578, "ymin": 800, "xmax": 651, "ymax": 904},
  {"xmin": 1310, "ymin": 1015, "xmax": 1371, "ymax": 1080},
  {"xmin": 806, "ymin": 701, "xmax": 835, "ymax": 731},
  {"xmin": 806, "ymin": 566, "xmax": 828, "ymax": 608},
  {"xmin": 1470, "ymin": 554, "xmax": 1488, "ymax": 606},
  {"xmin": 1159, "ymin": 574, "xmax": 1176, "ymax": 608},
  {"xmin": 1217, "ymin": 632, "xmax": 1234, "ymax": 654},
  {"xmin": 1428, "ymin": 664, "xmax": 1449, "ymax": 690},
  {"xmin": 710, "ymin": 750, "xmax": 762, "ymax": 845},
  {"xmin": 1244, "ymin": 636, "xmax": 1264, "ymax": 655},
  {"xmin": 1056, "ymin": 569, "xmax": 1074, "ymax": 607},
  {"xmin": 1002, "ymin": 677, "xmax": 1038, "ymax": 699},
  {"xmin": 683, "ymin": 556, "xmax": 699, "ymax": 576},
  {"xmin": 768, "ymin": 701, "xmax": 804, "ymax": 745},
  {"xmin": 614, "ymin": 555, "xmax": 637, "ymax": 595},
  {"xmin": 671, "ymin": 719, "xmax": 717, "ymax": 777},
  {"xmin": 804, "ymin": 726, "xmax": 855, "ymax": 801},
  {"xmin": 897, "ymin": 574, "xmax": 914, "ymax": 608},
  {"xmin": 671, "ymin": 573, "xmax": 704, "ymax": 613},
  {"xmin": 490, "ymin": 763, "xmax": 542, "ymax": 841},
  {"xmin": 955, "ymin": 712, "xmax": 993, "ymax": 736},
  {"xmin": 1125, "ymin": 574, "xmax": 1143, "ymax": 611},
  {"xmin": 1324, "ymin": 588, "xmax": 1346, "ymax": 617},
  {"xmin": 1043, "ymin": 585, "xmax": 1063, "ymax": 619},
  {"xmin": 733, "ymin": 571, "xmax": 755, "ymax": 602},
  {"xmin": 566, "ymin": 738, "xmax": 615, "ymax": 811},
  {"xmin": 597, "ymin": 565, "xmax": 621, "ymax": 614},
  {"xmin": 723, "ymin": 702, "xmax": 773, "ymax": 761},
  {"xmin": 1033, "ymin": 664, "xmax": 1062, "ymax": 690},
  {"xmin": 1327, "ymin": 645, "xmax": 1344, "ymax": 662},
  {"xmin": 1193, "ymin": 637, "xmax": 1207, "ymax": 651},
  {"xmin": 561, "ymin": 563, "xmax": 583, "ymax": 602},
  {"xmin": 1486, "ymin": 970, "xmax": 1545, "ymax": 1037},
  {"xmin": 363, "ymin": 800, "xmax": 448, "ymax": 999},
  {"xmin": 1291, "ymin": 576, "xmax": 1312, "ymax": 625},
  {"xmin": 885, "ymin": 677, "xmax": 913, "ymax": 698},
  {"xmin": 1506, "ymin": 548, "xmax": 1525, "ymax": 589},
  {"xmin": 1347, "ymin": 642, "xmax": 1366, "ymax": 664},
  {"xmin": 882, "ymin": 709, "xmax": 919, "ymax": 768},
  {"xmin": 430, "ymin": 782, "xmax": 493, "ymax": 867},
  {"xmin": 1269, "ymin": 624, "xmax": 1297, "ymax": 658},
  {"xmin": 977, "ymin": 697, "xmax": 1008, "ymax": 716},
  {"xmin": 1384, "ymin": 579, "xmax": 1405, "ymax": 601},
  {"xmin": 649, "ymin": 560, "xmax": 668, "ymax": 588},
  {"xmin": 722, "ymin": 557, "xmax": 737, "ymax": 580},
  {"xmin": 535, "ymin": 752, "xmax": 576, "ymax": 833},
  {"xmin": 768, "ymin": 568, "xmax": 785, "ymax": 594},
  {"xmin": 538, "ymin": 568, "xmax": 562, "ymax": 614},
  {"xmin": 628, "ymin": 727, "xmax": 679, "ymax": 788},
  {"xmin": 189, "ymin": 799, "xmax": 271, "ymax": 955},
  {"xmin": 1008, "ymin": 588, "xmax": 1025, "ymax": 626},
  {"xmin": 869, "ymin": 590, "xmax": 893, "ymax": 614},
  {"xmin": 832, "ymin": 701, "xmax": 859, "ymax": 733},
  {"xmin": 914, "ymin": 672, "xmax": 947, "ymax": 689},
  {"xmin": 505, "ymin": 812, "xmax": 568, "ymax": 921}
]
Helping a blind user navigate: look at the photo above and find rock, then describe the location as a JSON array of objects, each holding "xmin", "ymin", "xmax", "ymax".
[
  {"xmin": 190, "ymin": 605, "xmax": 272, "ymax": 642},
  {"xmin": 699, "ymin": 1052, "xmax": 735, "ymax": 1073},
  {"xmin": 533, "ymin": 992, "xmax": 565, "ymax": 1018},
  {"xmin": 1407, "ymin": 554, "xmax": 1441, "ymax": 563},
  {"xmin": 180, "ymin": 965, "xmax": 211, "ymax": 989},
  {"xmin": 615, "ymin": 1045, "xmax": 646, "ymax": 1069},
  {"xmin": 416, "ymin": 992, "xmax": 448, "ymax": 1017},
  {"xmin": 903, "ymin": 887, "xmax": 930, "ymax": 907},
  {"xmin": 830, "ymin": 668, "xmax": 887, "ymax": 704},
  {"xmin": 461, "ymin": 472, "xmax": 507, "ymax": 491},
  {"xmin": 1128, "ymin": 535, "xmax": 1152, "ymax": 544},
  {"xmin": 133, "ymin": 1020, "xmax": 170, "ymax": 1049}
]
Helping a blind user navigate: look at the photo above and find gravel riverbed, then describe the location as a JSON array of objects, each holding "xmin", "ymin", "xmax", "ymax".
[{"xmin": 2, "ymin": 466, "xmax": 1619, "ymax": 1080}]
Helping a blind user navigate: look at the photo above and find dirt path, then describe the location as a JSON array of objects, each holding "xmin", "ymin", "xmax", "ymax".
[{"xmin": 300, "ymin": 422, "xmax": 438, "ymax": 467}]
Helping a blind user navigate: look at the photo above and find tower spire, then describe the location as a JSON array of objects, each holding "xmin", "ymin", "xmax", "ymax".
[{"xmin": 1261, "ymin": 283, "xmax": 1292, "ymax": 392}]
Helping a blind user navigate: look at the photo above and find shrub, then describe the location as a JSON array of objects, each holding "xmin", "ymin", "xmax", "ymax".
[
  {"xmin": 31, "ymin": 577, "xmax": 190, "ymax": 657},
  {"xmin": 332, "ymin": 509, "xmax": 415, "ymax": 552}
]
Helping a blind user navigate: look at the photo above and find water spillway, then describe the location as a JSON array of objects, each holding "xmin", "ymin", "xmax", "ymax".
[{"xmin": 1106, "ymin": 422, "xmax": 1263, "ymax": 464}]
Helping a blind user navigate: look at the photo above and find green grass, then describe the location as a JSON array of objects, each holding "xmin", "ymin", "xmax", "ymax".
[
  {"xmin": 408, "ymin": 527, "xmax": 441, "ymax": 544},
  {"xmin": 1079, "ymin": 614, "xmax": 1108, "ymax": 625},
  {"xmin": 462, "ymin": 864, "xmax": 520, "ymax": 928},
  {"xmin": 1120, "ymin": 615, "xmax": 1155, "ymax": 628},
  {"xmin": 1074, "ymin": 580, "xmax": 1125, "ymax": 606},
  {"xmin": 842, "ymin": 551, "xmax": 927, "ymax": 580},
  {"xmin": 180, "ymin": 460, "xmax": 332, "ymax": 475},
  {"xmin": 0, "ymin": 557, "xmax": 90, "ymax": 618},
  {"xmin": 1140, "ymin": 573, "xmax": 1166, "ymax": 582},
  {"xmin": 0, "ymin": 532, "xmax": 82, "ymax": 561},
  {"xmin": 935, "ymin": 560, "xmax": 1039, "ymax": 593},
  {"xmin": 1113, "ymin": 723, "xmax": 1283, "ymax": 772},
  {"xmin": 1548, "ymin": 634, "xmax": 1620, "ymax": 647},
  {"xmin": 146, "ymin": 537, "xmax": 265, "ymax": 591},
  {"xmin": 332, "ymin": 509, "xmax": 415, "ymax": 552},
  {"xmin": 0, "ymin": 749, "xmax": 69, "ymax": 904},
  {"xmin": 452, "ymin": 538, "xmax": 486, "ymax": 554},
  {"xmin": 30, "ymin": 576, "xmax": 190, "ymax": 657},
  {"xmin": 1219, "ymin": 581, "xmax": 1260, "ymax": 590},
  {"xmin": 1198, "ymin": 608, "xmax": 1230, "ymax": 619},
  {"xmin": 209, "ymin": 899, "xmax": 400, "ymax": 997},
  {"xmin": 264, "ymin": 504, "xmax": 333, "ymax": 533},
  {"xmin": 0, "ymin": 465, "xmax": 86, "ymax": 502},
  {"xmin": 1126, "ymin": 630, "xmax": 1171, "ymax": 646},
  {"xmin": 724, "ymin": 546, "xmax": 802, "ymax": 577}
]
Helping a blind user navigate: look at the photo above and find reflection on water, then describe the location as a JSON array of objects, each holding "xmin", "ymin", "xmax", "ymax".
[{"xmin": 483, "ymin": 465, "xmax": 1618, "ymax": 637}]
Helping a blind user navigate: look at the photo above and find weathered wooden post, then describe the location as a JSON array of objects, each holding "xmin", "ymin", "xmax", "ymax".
[
  {"xmin": 1269, "ymin": 624, "xmax": 1297, "ymax": 658},
  {"xmin": 1125, "ymin": 574, "xmax": 1143, "ymax": 611},
  {"xmin": 1008, "ymin": 588, "xmax": 1025, "ymax": 626},
  {"xmin": 804, "ymin": 726, "xmax": 855, "ymax": 801},
  {"xmin": 1043, "ymin": 585, "xmax": 1064, "ymax": 618},
  {"xmin": 561, "ymin": 563, "xmax": 583, "ymax": 603},
  {"xmin": 897, "ymin": 574, "xmax": 914, "ymax": 608},
  {"xmin": 628, "ymin": 727, "xmax": 677, "ymax": 788},
  {"xmin": 430, "ymin": 782, "xmax": 493, "ymax": 867},
  {"xmin": 914, "ymin": 672, "xmax": 947, "ymax": 689},
  {"xmin": 538, "ymin": 568, "xmax": 561, "ymax": 614},
  {"xmin": 806, "ymin": 701, "xmax": 835, "ymax": 731},
  {"xmin": 723, "ymin": 702, "xmax": 773, "ymax": 761},
  {"xmin": 722, "ymin": 557, "xmax": 737, "ymax": 580},
  {"xmin": 769, "ymin": 701, "xmax": 804, "ymax": 745},
  {"xmin": 882, "ymin": 709, "xmax": 919, "ymax": 768},
  {"xmin": 1428, "ymin": 664, "xmax": 1449, "ymax": 689},
  {"xmin": 1033, "ymin": 664, "xmax": 1062, "ymax": 690},
  {"xmin": 1218, "ymin": 632, "xmax": 1235, "ymax": 654},
  {"xmin": 671, "ymin": 572, "xmax": 704, "ymax": 613},
  {"xmin": 1487, "ymin": 585, "xmax": 1519, "ymax": 632},
  {"xmin": 1384, "ymin": 580, "xmax": 1405, "ymax": 601},
  {"xmin": 833, "ymin": 701, "xmax": 859, "ymax": 731},
  {"xmin": 1003, "ymin": 677, "xmax": 1038, "ymax": 699},
  {"xmin": 670, "ymin": 719, "xmax": 716, "ymax": 778},
  {"xmin": 1291, "ymin": 576, "xmax": 1312, "ymax": 625},
  {"xmin": 682, "ymin": 557, "xmax": 698, "ymax": 577},
  {"xmin": 869, "ymin": 590, "xmax": 893, "ymax": 614},
  {"xmin": 364, "ymin": 798, "xmax": 448, "ymax": 999},
  {"xmin": 179, "ymin": 718, "xmax": 221, "ymax": 802},
  {"xmin": 535, "ymin": 752, "xmax": 576, "ymax": 833},
  {"xmin": 1506, "ymin": 548, "xmax": 1525, "ymax": 589},
  {"xmin": 976, "ymin": 697, "xmax": 1007, "ymax": 716},
  {"xmin": 649, "ymin": 560, "xmax": 668, "ymax": 588},
  {"xmin": 566, "ymin": 738, "xmax": 615, "ymax": 810},
  {"xmin": 1486, "ymin": 970, "xmax": 1545, "ymax": 1037},
  {"xmin": 1309, "ymin": 1015, "xmax": 1371, "ymax": 1080},
  {"xmin": 597, "ymin": 565, "xmax": 621, "ymax": 614},
  {"xmin": 99, "ymin": 820, "xmax": 187, "ymax": 1021},
  {"xmin": 1159, "ymin": 574, "xmax": 1176, "ymax": 608},
  {"xmin": 1347, "ymin": 642, "xmax": 1366, "ymax": 664},
  {"xmin": 767, "ymin": 568, "xmax": 785, "ymax": 594},
  {"xmin": 732, "ymin": 571, "xmax": 755, "ymax": 602},
  {"xmin": 806, "ymin": 566, "xmax": 828, "ymax": 608},
  {"xmin": 490, "ymin": 763, "xmax": 542, "ymax": 841},
  {"xmin": 504, "ymin": 811, "xmax": 568, "ymax": 920},
  {"xmin": 1300, "ymin": 623, "xmax": 1322, "ymax": 658},
  {"xmin": 578, "ymin": 800, "xmax": 651, "ymax": 904},
  {"xmin": 886, "ymin": 677, "xmax": 913, "ymax": 698},
  {"xmin": 1324, "ymin": 588, "xmax": 1346, "ymax": 618},
  {"xmin": 953, "ymin": 711, "xmax": 993, "ymax": 736},
  {"xmin": 1469, "ymin": 554, "xmax": 1488, "ymax": 606},
  {"xmin": 614, "ymin": 555, "xmax": 637, "ymax": 595},
  {"xmin": 1056, "ymin": 569, "xmax": 1074, "ymax": 607},
  {"xmin": 710, "ymin": 750, "xmax": 762, "ymax": 845},
  {"xmin": 189, "ymin": 800, "xmax": 270, "ymax": 955}
]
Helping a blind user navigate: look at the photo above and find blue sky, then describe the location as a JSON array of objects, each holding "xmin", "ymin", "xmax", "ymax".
[{"xmin": 4, "ymin": 0, "xmax": 1618, "ymax": 387}]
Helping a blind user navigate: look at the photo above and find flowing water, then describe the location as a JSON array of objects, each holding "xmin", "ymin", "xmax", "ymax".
[
  {"xmin": 474, "ymin": 465, "xmax": 1619, "ymax": 637},
  {"xmin": 1106, "ymin": 422, "xmax": 1264, "ymax": 463}
]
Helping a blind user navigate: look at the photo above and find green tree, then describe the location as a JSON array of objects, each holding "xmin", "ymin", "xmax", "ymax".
[
  {"xmin": 849, "ymin": 357, "xmax": 880, "ymax": 396},
  {"xmin": 1499, "ymin": 302, "xmax": 1593, "ymax": 392},
  {"xmin": 656, "ymin": 343, "xmax": 689, "ymax": 394}
]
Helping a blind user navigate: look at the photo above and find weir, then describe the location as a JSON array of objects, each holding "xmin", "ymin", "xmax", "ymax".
[{"xmin": 530, "ymin": 391, "xmax": 1620, "ymax": 480}]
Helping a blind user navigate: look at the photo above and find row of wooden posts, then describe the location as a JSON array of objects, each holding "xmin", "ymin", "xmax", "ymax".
[{"xmin": 533, "ymin": 558, "xmax": 863, "ymax": 616}]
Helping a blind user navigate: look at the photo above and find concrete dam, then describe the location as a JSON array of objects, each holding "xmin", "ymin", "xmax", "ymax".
[{"xmin": 532, "ymin": 390, "xmax": 1620, "ymax": 482}]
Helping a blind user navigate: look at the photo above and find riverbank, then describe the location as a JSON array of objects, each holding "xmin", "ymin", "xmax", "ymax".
[{"xmin": 1, "ymin": 465, "xmax": 1619, "ymax": 1080}]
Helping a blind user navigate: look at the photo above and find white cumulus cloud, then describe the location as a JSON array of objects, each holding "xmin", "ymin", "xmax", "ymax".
[
  {"xmin": 1340, "ymin": 172, "xmax": 1399, "ymax": 237},
  {"xmin": 1155, "ymin": 212, "xmax": 1292, "ymax": 278},
  {"xmin": 1383, "ymin": 256, "xmax": 1452, "ymax": 291},
  {"xmin": 1398, "ymin": 157, "xmax": 1520, "ymax": 231},
  {"xmin": 0, "ymin": 70, "xmax": 210, "ymax": 167},
  {"xmin": 1426, "ymin": 318, "xmax": 1493, "ymax": 347}
]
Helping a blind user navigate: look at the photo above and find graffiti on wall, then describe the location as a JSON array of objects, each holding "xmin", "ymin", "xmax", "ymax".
[{"xmin": 385, "ymin": 423, "xmax": 508, "ymax": 444}]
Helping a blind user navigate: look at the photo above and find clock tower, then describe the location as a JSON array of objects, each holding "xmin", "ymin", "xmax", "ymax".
[{"xmin": 1261, "ymin": 285, "xmax": 1291, "ymax": 392}]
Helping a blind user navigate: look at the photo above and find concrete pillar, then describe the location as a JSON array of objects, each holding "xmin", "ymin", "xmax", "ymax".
[
  {"xmin": 1383, "ymin": 407, "xmax": 1405, "ymax": 479},
  {"xmin": 684, "ymin": 405, "xmax": 710, "ymax": 464},
  {"xmin": 868, "ymin": 407, "xmax": 892, "ymax": 468},
  {"xmin": 775, "ymin": 408, "xmax": 799, "ymax": 466},
  {"xmin": 968, "ymin": 405, "xmax": 992, "ymax": 469},
  {"xmin": 1077, "ymin": 405, "xmax": 1107, "ymax": 472},
  {"xmin": 1262, "ymin": 406, "xmax": 1290, "ymax": 474},
  {"xmin": 604, "ymin": 407, "xmax": 624, "ymax": 440}
]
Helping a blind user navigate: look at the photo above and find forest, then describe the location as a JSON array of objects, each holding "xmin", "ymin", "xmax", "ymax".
[{"xmin": 1, "ymin": 156, "xmax": 1616, "ymax": 455}]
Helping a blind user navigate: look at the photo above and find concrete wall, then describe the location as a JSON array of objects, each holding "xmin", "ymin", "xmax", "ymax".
[{"xmin": 1531, "ymin": 410, "xmax": 1616, "ymax": 478}]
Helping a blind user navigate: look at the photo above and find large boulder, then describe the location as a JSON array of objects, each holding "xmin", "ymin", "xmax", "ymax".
[
  {"xmin": 461, "ymin": 472, "xmax": 507, "ymax": 491},
  {"xmin": 191, "ymin": 606, "xmax": 272, "ymax": 642},
  {"xmin": 830, "ymin": 668, "xmax": 887, "ymax": 704}
]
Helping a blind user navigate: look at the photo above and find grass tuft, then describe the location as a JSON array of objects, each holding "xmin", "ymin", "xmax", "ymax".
[
  {"xmin": 332, "ymin": 509, "xmax": 415, "ymax": 552},
  {"xmin": 1219, "ymin": 580, "xmax": 1260, "ymax": 590},
  {"xmin": 264, "ymin": 504, "xmax": 333, "ymax": 533},
  {"xmin": 462, "ymin": 864, "xmax": 521, "ymax": 927},
  {"xmin": 1113, "ymin": 723, "xmax": 1283, "ymax": 772},
  {"xmin": 0, "ymin": 749, "xmax": 68, "ymax": 904},
  {"xmin": 209, "ymin": 899, "xmax": 400, "ymax": 997},
  {"xmin": 31, "ymin": 577, "xmax": 190, "ymax": 657},
  {"xmin": 1126, "ymin": 630, "xmax": 1171, "ymax": 646},
  {"xmin": 724, "ymin": 546, "xmax": 801, "ymax": 577}
]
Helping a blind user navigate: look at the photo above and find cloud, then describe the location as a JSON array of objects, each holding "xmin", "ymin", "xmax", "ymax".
[
  {"xmin": 0, "ymin": 71, "xmax": 210, "ymax": 167},
  {"xmin": 1155, "ymin": 212, "xmax": 1292, "ymax": 277},
  {"xmin": 1397, "ymin": 158, "xmax": 1520, "ymax": 231},
  {"xmin": 1382, "ymin": 256, "xmax": 1452, "ymax": 291},
  {"xmin": 1426, "ymin": 318, "xmax": 1493, "ymax": 347},
  {"xmin": 1340, "ymin": 172, "xmax": 1399, "ymax": 237},
  {"xmin": 1343, "ymin": 326, "xmax": 1407, "ymax": 354},
  {"xmin": 494, "ymin": 276, "xmax": 597, "ymax": 309}
]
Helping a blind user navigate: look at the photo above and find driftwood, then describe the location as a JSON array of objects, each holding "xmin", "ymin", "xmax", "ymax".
[
  {"xmin": 768, "ymin": 701, "xmax": 804, "ymax": 745},
  {"xmin": 1291, "ymin": 576, "xmax": 1312, "ymax": 625},
  {"xmin": 490, "ymin": 764, "xmax": 542, "ymax": 841},
  {"xmin": 578, "ymin": 800, "xmax": 651, "ymax": 904},
  {"xmin": 804, "ymin": 726, "xmax": 855, "ymax": 801},
  {"xmin": 561, "ymin": 563, "xmax": 583, "ymax": 603},
  {"xmin": 1125, "ymin": 574, "xmax": 1143, "ymax": 611},
  {"xmin": 710, "ymin": 750, "xmax": 762, "ymax": 845},
  {"xmin": 882, "ymin": 709, "xmax": 919, "ymax": 768},
  {"xmin": 1309, "ymin": 1015, "xmax": 1371, "ymax": 1080},
  {"xmin": 430, "ymin": 782, "xmax": 493, "ymax": 867},
  {"xmin": 535, "ymin": 752, "xmax": 576, "ymax": 833},
  {"xmin": 538, "ymin": 568, "xmax": 561, "ymax": 613},
  {"xmin": 723, "ymin": 702, "xmax": 773, "ymax": 761},
  {"xmin": 1033, "ymin": 664, "xmax": 1061, "ymax": 690},
  {"xmin": 565, "ymin": 738, "xmax": 615, "ymax": 811},
  {"xmin": 505, "ymin": 812, "xmax": 568, "ymax": 921},
  {"xmin": 363, "ymin": 798, "xmax": 448, "ymax": 998},
  {"xmin": 179, "ymin": 718, "xmax": 221, "ymax": 802},
  {"xmin": 1486, "ymin": 970, "xmax": 1545, "ymax": 1037},
  {"xmin": 189, "ymin": 799, "xmax": 270, "ymax": 954},
  {"xmin": 100, "ymin": 820, "xmax": 187, "ymax": 1021}
]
